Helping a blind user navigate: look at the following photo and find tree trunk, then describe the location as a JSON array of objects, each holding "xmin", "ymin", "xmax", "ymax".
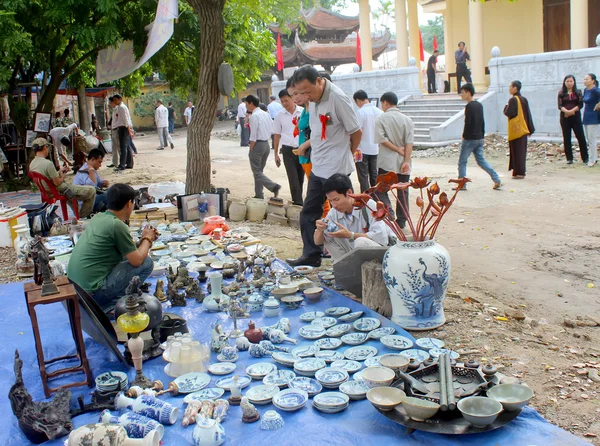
[
  {"xmin": 77, "ymin": 84, "xmax": 91, "ymax": 133},
  {"xmin": 186, "ymin": 0, "xmax": 227, "ymax": 194},
  {"xmin": 362, "ymin": 260, "xmax": 393, "ymax": 318},
  {"xmin": 36, "ymin": 74, "xmax": 64, "ymax": 113}
]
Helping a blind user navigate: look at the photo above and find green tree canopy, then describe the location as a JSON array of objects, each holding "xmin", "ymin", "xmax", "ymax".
[{"xmin": 420, "ymin": 15, "xmax": 444, "ymax": 54}]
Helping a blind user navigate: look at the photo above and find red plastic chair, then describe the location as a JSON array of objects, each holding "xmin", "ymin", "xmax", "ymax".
[{"xmin": 28, "ymin": 171, "xmax": 79, "ymax": 221}]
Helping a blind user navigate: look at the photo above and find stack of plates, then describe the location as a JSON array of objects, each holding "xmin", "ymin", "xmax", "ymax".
[
  {"xmin": 246, "ymin": 385, "xmax": 280, "ymax": 405},
  {"xmin": 263, "ymin": 370, "xmax": 296, "ymax": 388},
  {"xmin": 95, "ymin": 371, "xmax": 128, "ymax": 393},
  {"xmin": 315, "ymin": 367, "xmax": 349, "ymax": 389},
  {"xmin": 315, "ymin": 350, "xmax": 344, "ymax": 363},
  {"xmin": 330, "ymin": 360, "xmax": 361, "ymax": 374},
  {"xmin": 272, "ymin": 388, "xmax": 309, "ymax": 412},
  {"xmin": 293, "ymin": 358, "xmax": 327, "ymax": 377},
  {"xmin": 339, "ymin": 380, "xmax": 370, "ymax": 400},
  {"xmin": 288, "ymin": 377, "xmax": 322, "ymax": 397},
  {"xmin": 291, "ymin": 344, "xmax": 320, "ymax": 358},
  {"xmin": 272, "ymin": 352, "xmax": 300, "ymax": 368},
  {"xmin": 246, "ymin": 362, "xmax": 278, "ymax": 380},
  {"xmin": 313, "ymin": 392, "xmax": 350, "ymax": 413}
]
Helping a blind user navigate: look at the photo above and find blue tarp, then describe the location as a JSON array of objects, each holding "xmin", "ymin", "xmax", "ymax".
[{"xmin": 0, "ymin": 277, "xmax": 586, "ymax": 446}]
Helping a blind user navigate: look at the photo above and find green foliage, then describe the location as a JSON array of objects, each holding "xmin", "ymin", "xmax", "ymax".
[
  {"xmin": 133, "ymin": 90, "xmax": 187, "ymax": 119},
  {"xmin": 0, "ymin": 12, "xmax": 31, "ymax": 90},
  {"xmin": 419, "ymin": 15, "xmax": 444, "ymax": 54}
]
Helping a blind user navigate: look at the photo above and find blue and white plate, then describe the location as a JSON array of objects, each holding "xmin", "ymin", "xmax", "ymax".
[
  {"xmin": 293, "ymin": 358, "xmax": 327, "ymax": 376},
  {"xmin": 273, "ymin": 388, "xmax": 309, "ymax": 412},
  {"xmin": 339, "ymin": 380, "xmax": 370, "ymax": 400},
  {"xmin": 325, "ymin": 324, "xmax": 352, "ymax": 338},
  {"xmin": 208, "ymin": 363, "xmax": 236, "ymax": 376},
  {"xmin": 399, "ymin": 349, "xmax": 431, "ymax": 362},
  {"xmin": 299, "ymin": 325, "xmax": 326, "ymax": 340},
  {"xmin": 340, "ymin": 332, "xmax": 369, "ymax": 346},
  {"xmin": 271, "ymin": 352, "xmax": 300, "ymax": 367},
  {"xmin": 380, "ymin": 335, "xmax": 414, "ymax": 351},
  {"xmin": 311, "ymin": 317, "xmax": 337, "ymax": 329},
  {"xmin": 344, "ymin": 346, "xmax": 378, "ymax": 361},
  {"xmin": 300, "ymin": 311, "xmax": 325, "ymax": 322},
  {"xmin": 245, "ymin": 384, "xmax": 280, "ymax": 405},
  {"xmin": 429, "ymin": 348, "xmax": 460, "ymax": 360},
  {"xmin": 292, "ymin": 344, "xmax": 320, "ymax": 358},
  {"xmin": 183, "ymin": 387, "xmax": 225, "ymax": 404},
  {"xmin": 314, "ymin": 337, "xmax": 343, "ymax": 350},
  {"xmin": 353, "ymin": 371, "xmax": 364, "ymax": 382},
  {"xmin": 44, "ymin": 238, "xmax": 73, "ymax": 250},
  {"xmin": 288, "ymin": 377, "xmax": 322, "ymax": 397},
  {"xmin": 95, "ymin": 371, "xmax": 128, "ymax": 392},
  {"xmin": 353, "ymin": 317, "xmax": 382, "ymax": 332},
  {"xmin": 368, "ymin": 327, "xmax": 396, "ymax": 340},
  {"xmin": 246, "ymin": 362, "xmax": 277, "ymax": 380},
  {"xmin": 314, "ymin": 350, "xmax": 344, "ymax": 363},
  {"xmin": 173, "ymin": 372, "xmax": 211, "ymax": 394},
  {"xmin": 315, "ymin": 368, "xmax": 349, "ymax": 388},
  {"xmin": 416, "ymin": 338, "xmax": 446, "ymax": 351},
  {"xmin": 363, "ymin": 356, "xmax": 383, "ymax": 368},
  {"xmin": 313, "ymin": 392, "xmax": 349, "ymax": 413},
  {"xmin": 338, "ymin": 311, "xmax": 364, "ymax": 323},
  {"xmin": 325, "ymin": 307, "xmax": 351, "ymax": 317},
  {"xmin": 151, "ymin": 249, "xmax": 171, "ymax": 257},
  {"xmin": 263, "ymin": 370, "xmax": 296, "ymax": 388},
  {"xmin": 215, "ymin": 375, "xmax": 251, "ymax": 391},
  {"xmin": 330, "ymin": 360, "xmax": 362, "ymax": 374}
]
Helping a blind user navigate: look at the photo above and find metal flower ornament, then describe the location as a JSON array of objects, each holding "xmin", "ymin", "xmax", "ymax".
[{"xmin": 349, "ymin": 173, "xmax": 471, "ymax": 242}]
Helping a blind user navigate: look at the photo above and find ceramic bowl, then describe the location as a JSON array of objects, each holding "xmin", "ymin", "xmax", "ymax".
[
  {"xmin": 486, "ymin": 384, "xmax": 533, "ymax": 412},
  {"xmin": 457, "ymin": 396, "xmax": 504, "ymax": 427},
  {"xmin": 379, "ymin": 354, "xmax": 410, "ymax": 374},
  {"xmin": 402, "ymin": 396, "xmax": 440, "ymax": 422},
  {"xmin": 303, "ymin": 287, "xmax": 323, "ymax": 301},
  {"xmin": 272, "ymin": 287, "xmax": 299, "ymax": 298},
  {"xmin": 297, "ymin": 281, "xmax": 316, "ymax": 291},
  {"xmin": 294, "ymin": 265, "xmax": 313, "ymax": 275},
  {"xmin": 260, "ymin": 410, "xmax": 284, "ymax": 431},
  {"xmin": 361, "ymin": 366, "xmax": 395, "ymax": 389},
  {"xmin": 281, "ymin": 295, "xmax": 304, "ymax": 310},
  {"xmin": 367, "ymin": 386, "xmax": 406, "ymax": 411}
]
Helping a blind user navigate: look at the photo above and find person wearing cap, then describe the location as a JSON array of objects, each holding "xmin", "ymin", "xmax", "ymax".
[{"xmin": 29, "ymin": 137, "xmax": 96, "ymax": 218}]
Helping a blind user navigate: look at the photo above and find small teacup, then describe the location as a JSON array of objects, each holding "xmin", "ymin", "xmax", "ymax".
[{"xmin": 221, "ymin": 346, "xmax": 238, "ymax": 361}]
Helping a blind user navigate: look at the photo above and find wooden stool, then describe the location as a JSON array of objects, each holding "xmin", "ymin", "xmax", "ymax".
[{"xmin": 24, "ymin": 276, "xmax": 93, "ymax": 398}]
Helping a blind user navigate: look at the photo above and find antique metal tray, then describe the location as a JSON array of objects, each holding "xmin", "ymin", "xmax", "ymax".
[{"xmin": 404, "ymin": 364, "xmax": 488, "ymax": 403}]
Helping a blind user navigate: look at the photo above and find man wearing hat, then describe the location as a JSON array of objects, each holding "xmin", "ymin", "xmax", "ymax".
[{"xmin": 29, "ymin": 137, "xmax": 96, "ymax": 218}]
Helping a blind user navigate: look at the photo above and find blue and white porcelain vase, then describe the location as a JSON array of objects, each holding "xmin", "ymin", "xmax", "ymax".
[
  {"xmin": 99, "ymin": 410, "xmax": 165, "ymax": 440},
  {"xmin": 382, "ymin": 239, "xmax": 451, "ymax": 331},
  {"xmin": 192, "ymin": 416, "xmax": 225, "ymax": 446},
  {"xmin": 66, "ymin": 423, "xmax": 159, "ymax": 446},
  {"xmin": 115, "ymin": 393, "xmax": 179, "ymax": 425}
]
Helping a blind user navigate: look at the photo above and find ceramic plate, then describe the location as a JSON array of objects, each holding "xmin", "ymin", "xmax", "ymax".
[
  {"xmin": 183, "ymin": 387, "xmax": 225, "ymax": 403},
  {"xmin": 313, "ymin": 391, "xmax": 349, "ymax": 408},
  {"xmin": 216, "ymin": 353, "xmax": 239, "ymax": 363},
  {"xmin": 273, "ymin": 388, "xmax": 309, "ymax": 412},
  {"xmin": 263, "ymin": 370, "xmax": 297, "ymax": 388},
  {"xmin": 311, "ymin": 317, "xmax": 337, "ymax": 329},
  {"xmin": 339, "ymin": 380, "xmax": 370, "ymax": 400},
  {"xmin": 271, "ymin": 352, "xmax": 300, "ymax": 367},
  {"xmin": 330, "ymin": 360, "xmax": 362, "ymax": 374},
  {"xmin": 173, "ymin": 372, "xmax": 211, "ymax": 394},
  {"xmin": 399, "ymin": 349, "xmax": 431, "ymax": 362},
  {"xmin": 353, "ymin": 371, "xmax": 364, "ymax": 382},
  {"xmin": 314, "ymin": 350, "xmax": 344, "ymax": 363},
  {"xmin": 151, "ymin": 249, "xmax": 171, "ymax": 257},
  {"xmin": 246, "ymin": 384, "xmax": 280, "ymax": 405},
  {"xmin": 210, "ymin": 262, "xmax": 224, "ymax": 270},
  {"xmin": 340, "ymin": 333, "xmax": 369, "ymax": 346},
  {"xmin": 315, "ymin": 368, "xmax": 349, "ymax": 385},
  {"xmin": 344, "ymin": 346, "xmax": 378, "ymax": 361},
  {"xmin": 353, "ymin": 317, "xmax": 382, "ymax": 332},
  {"xmin": 294, "ymin": 358, "xmax": 327, "ymax": 374},
  {"xmin": 325, "ymin": 324, "xmax": 352, "ymax": 338},
  {"xmin": 95, "ymin": 371, "xmax": 128, "ymax": 391},
  {"xmin": 429, "ymin": 348, "xmax": 460, "ymax": 360},
  {"xmin": 338, "ymin": 311, "xmax": 364, "ymax": 323},
  {"xmin": 208, "ymin": 363, "xmax": 236, "ymax": 376},
  {"xmin": 314, "ymin": 338, "xmax": 343, "ymax": 350},
  {"xmin": 288, "ymin": 377, "xmax": 323, "ymax": 396},
  {"xmin": 294, "ymin": 265, "xmax": 314, "ymax": 275},
  {"xmin": 380, "ymin": 335, "xmax": 414, "ymax": 351},
  {"xmin": 325, "ymin": 307, "xmax": 351, "ymax": 317},
  {"xmin": 416, "ymin": 338, "xmax": 446, "ymax": 351},
  {"xmin": 45, "ymin": 239, "xmax": 73, "ymax": 250},
  {"xmin": 299, "ymin": 325, "xmax": 326, "ymax": 340},
  {"xmin": 368, "ymin": 327, "xmax": 397, "ymax": 340},
  {"xmin": 215, "ymin": 375, "xmax": 252, "ymax": 391},
  {"xmin": 292, "ymin": 344, "xmax": 320, "ymax": 358},
  {"xmin": 300, "ymin": 311, "xmax": 325, "ymax": 322},
  {"xmin": 363, "ymin": 356, "xmax": 383, "ymax": 368},
  {"xmin": 246, "ymin": 362, "xmax": 278, "ymax": 380}
]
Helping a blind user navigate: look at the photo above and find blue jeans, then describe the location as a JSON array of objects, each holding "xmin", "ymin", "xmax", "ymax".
[
  {"xmin": 459, "ymin": 139, "xmax": 501, "ymax": 184},
  {"xmin": 168, "ymin": 119, "xmax": 174, "ymax": 134},
  {"xmin": 92, "ymin": 257, "xmax": 154, "ymax": 312}
]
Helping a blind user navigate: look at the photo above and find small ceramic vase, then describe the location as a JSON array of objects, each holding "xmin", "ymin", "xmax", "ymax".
[
  {"xmin": 192, "ymin": 416, "xmax": 225, "ymax": 446},
  {"xmin": 99, "ymin": 410, "xmax": 164, "ymax": 440},
  {"xmin": 115, "ymin": 393, "xmax": 179, "ymax": 425},
  {"xmin": 247, "ymin": 293, "xmax": 264, "ymax": 312},
  {"xmin": 182, "ymin": 400, "xmax": 202, "ymax": 427},
  {"xmin": 200, "ymin": 400, "xmax": 216, "ymax": 419},
  {"xmin": 268, "ymin": 329, "xmax": 298, "ymax": 345},
  {"xmin": 235, "ymin": 336, "xmax": 250, "ymax": 351},
  {"xmin": 263, "ymin": 297, "xmax": 280, "ymax": 318},
  {"xmin": 67, "ymin": 423, "xmax": 159, "ymax": 446},
  {"xmin": 273, "ymin": 318, "xmax": 291, "ymax": 334},
  {"xmin": 259, "ymin": 340, "xmax": 290, "ymax": 353},
  {"xmin": 260, "ymin": 410, "xmax": 284, "ymax": 431},
  {"xmin": 213, "ymin": 399, "xmax": 230, "ymax": 423},
  {"xmin": 248, "ymin": 343, "xmax": 269, "ymax": 358},
  {"xmin": 407, "ymin": 358, "xmax": 421, "ymax": 372},
  {"xmin": 13, "ymin": 227, "xmax": 31, "ymax": 256},
  {"xmin": 203, "ymin": 296, "xmax": 220, "ymax": 312},
  {"xmin": 244, "ymin": 321, "xmax": 263, "ymax": 344}
]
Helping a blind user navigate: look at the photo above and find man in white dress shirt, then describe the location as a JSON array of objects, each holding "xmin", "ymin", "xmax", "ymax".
[
  {"xmin": 184, "ymin": 101, "xmax": 194, "ymax": 126},
  {"xmin": 112, "ymin": 94, "xmax": 133, "ymax": 171},
  {"xmin": 247, "ymin": 94, "xmax": 281, "ymax": 199},
  {"xmin": 353, "ymin": 90, "xmax": 383, "ymax": 192},
  {"xmin": 273, "ymin": 89, "xmax": 304, "ymax": 205},
  {"xmin": 155, "ymin": 100, "xmax": 174, "ymax": 150},
  {"xmin": 238, "ymin": 97, "xmax": 250, "ymax": 147},
  {"xmin": 48, "ymin": 122, "xmax": 79, "ymax": 168}
]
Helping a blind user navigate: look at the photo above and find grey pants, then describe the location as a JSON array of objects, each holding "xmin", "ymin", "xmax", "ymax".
[
  {"xmin": 111, "ymin": 128, "xmax": 120, "ymax": 166},
  {"xmin": 324, "ymin": 236, "xmax": 381, "ymax": 263},
  {"xmin": 249, "ymin": 141, "xmax": 278, "ymax": 198},
  {"xmin": 158, "ymin": 127, "xmax": 173, "ymax": 148}
]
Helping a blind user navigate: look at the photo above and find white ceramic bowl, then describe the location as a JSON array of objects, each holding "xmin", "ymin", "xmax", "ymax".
[
  {"xmin": 366, "ymin": 386, "xmax": 406, "ymax": 411},
  {"xmin": 281, "ymin": 295, "xmax": 304, "ymax": 309},
  {"xmin": 379, "ymin": 354, "xmax": 410, "ymax": 374},
  {"xmin": 402, "ymin": 396, "xmax": 440, "ymax": 422},
  {"xmin": 457, "ymin": 396, "xmax": 503, "ymax": 427},
  {"xmin": 486, "ymin": 384, "xmax": 533, "ymax": 412},
  {"xmin": 272, "ymin": 287, "xmax": 299, "ymax": 298},
  {"xmin": 303, "ymin": 287, "xmax": 323, "ymax": 301},
  {"xmin": 361, "ymin": 366, "xmax": 395, "ymax": 389}
]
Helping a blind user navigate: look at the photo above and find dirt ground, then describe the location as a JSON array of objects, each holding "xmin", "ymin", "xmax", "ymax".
[{"xmin": 3, "ymin": 122, "xmax": 600, "ymax": 442}]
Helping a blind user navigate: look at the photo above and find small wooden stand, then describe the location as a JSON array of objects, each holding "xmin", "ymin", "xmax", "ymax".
[
  {"xmin": 361, "ymin": 260, "xmax": 392, "ymax": 318},
  {"xmin": 24, "ymin": 276, "xmax": 93, "ymax": 398}
]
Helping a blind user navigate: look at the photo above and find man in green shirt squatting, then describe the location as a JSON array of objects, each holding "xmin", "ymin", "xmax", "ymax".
[{"xmin": 68, "ymin": 183, "xmax": 157, "ymax": 312}]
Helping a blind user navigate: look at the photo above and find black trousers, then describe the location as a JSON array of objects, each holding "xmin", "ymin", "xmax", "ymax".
[
  {"xmin": 281, "ymin": 145, "xmax": 305, "ymax": 205},
  {"xmin": 117, "ymin": 126, "xmax": 133, "ymax": 168},
  {"xmin": 355, "ymin": 154, "xmax": 378, "ymax": 192},
  {"xmin": 375, "ymin": 169, "xmax": 410, "ymax": 226},
  {"xmin": 239, "ymin": 117, "xmax": 249, "ymax": 146},
  {"xmin": 560, "ymin": 113, "xmax": 589, "ymax": 163},
  {"xmin": 300, "ymin": 173, "xmax": 329, "ymax": 258},
  {"xmin": 427, "ymin": 69, "xmax": 436, "ymax": 93},
  {"xmin": 456, "ymin": 63, "xmax": 472, "ymax": 91}
]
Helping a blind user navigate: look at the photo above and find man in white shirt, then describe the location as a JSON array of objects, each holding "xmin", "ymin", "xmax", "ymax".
[
  {"xmin": 353, "ymin": 90, "xmax": 383, "ymax": 192},
  {"xmin": 112, "ymin": 94, "xmax": 134, "ymax": 171},
  {"xmin": 267, "ymin": 95, "xmax": 284, "ymax": 119},
  {"xmin": 184, "ymin": 101, "xmax": 194, "ymax": 126},
  {"xmin": 247, "ymin": 94, "xmax": 281, "ymax": 199},
  {"xmin": 107, "ymin": 97, "xmax": 119, "ymax": 168},
  {"xmin": 273, "ymin": 89, "xmax": 304, "ymax": 205},
  {"xmin": 237, "ymin": 97, "xmax": 249, "ymax": 147},
  {"xmin": 48, "ymin": 122, "xmax": 79, "ymax": 168},
  {"xmin": 155, "ymin": 99, "xmax": 174, "ymax": 150}
]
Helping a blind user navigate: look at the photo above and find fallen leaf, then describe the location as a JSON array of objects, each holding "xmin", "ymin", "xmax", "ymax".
[
  {"xmin": 564, "ymin": 279, "xmax": 570, "ymax": 283},
  {"xmin": 587, "ymin": 283, "xmax": 595, "ymax": 288},
  {"xmin": 495, "ymin": 316, "xmax": 509, "ymax": 322}
]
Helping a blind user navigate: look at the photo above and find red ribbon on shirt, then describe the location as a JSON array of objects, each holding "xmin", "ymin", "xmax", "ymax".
[
  {"xmin": 319, "ymin": 114, "xmax": 331, "ymax": 140},
  {"xmin": 292, "ymin": 116, "xmax": 299, "ymax": 138}
]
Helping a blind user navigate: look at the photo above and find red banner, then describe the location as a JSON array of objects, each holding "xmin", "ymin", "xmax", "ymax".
[
  {"xmin": 276, "ymin": 33, "xmax": 284, "ymax": 72},
  {"xmin": 356, "ymin": 32, "xmax": 362, "ymax": 66}
]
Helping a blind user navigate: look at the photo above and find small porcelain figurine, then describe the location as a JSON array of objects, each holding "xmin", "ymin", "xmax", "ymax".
[
  {"xmin": 182, "ymin": 400, "xmax": 202, "ymax": 427},
  {"xmin": 167, "ymin": 283, "xmax": 186, "ymax": 307},
  {"xmin": 213, "ymin": 399, "xmax": 230, "ymax": 423},
  {"xmin": 173, "ymin": 266, "xmax": 192, "ymax": 288},
  {"xmin": 248, "ymin": 343, "xmax": 269, "ymax": 358},
  {"xmin": 210, "ymin": 322, "xmax": 229, "ymax": 353},
  {"xmin": 268, "ymin": 329, "xmax": 298, "ymax": 345},
  {"xmin": 235, "ymin": 336, "xmax": 250, "ymax": 351},
  {"xmin": 185, "ymin": 281, "xmax": 203, "ymax": 301},
  {"xmin": 259, "ymin": 340, "xmax": 289, "ymax": 353},
  {"xmin": 154, "ymin": 280, "xmax": 166, "ymax": 302},
  {"xmin": 192, "ymin": 415, "xmax": 225, "ymax": 446},
  {"xmin": 200, "ymin": 400, "xmax": 215, "ymax": 419},
  {"xmin": 167, "ymin": 265, "xmax": 176, "ymax": 284},
  {"xmin": 228, "ymin": 376, "xmax": 242, "ymax": 406},
  {"xmin": 240, "ymin": 397, "xmax": 260, "ymax": 423}
]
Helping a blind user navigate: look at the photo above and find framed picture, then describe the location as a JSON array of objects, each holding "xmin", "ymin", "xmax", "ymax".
[
  {"xmin": 33, "ymin": 113, "xmax": 51, "ymax": 133},
  {"xmin": 25, "ymin": 130, "xmax": 37, "ymax": 148}
]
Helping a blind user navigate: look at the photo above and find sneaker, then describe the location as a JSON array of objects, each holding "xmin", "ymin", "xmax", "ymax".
[
  {"xmin": 493, "ymin": 182, "xmax": 502, "ymax": 190},
  {"xmin": 157, "ymin": 147, "xmax": 164, "ymax": 150},
  {"xmin": 170, "ymin": 142, "xmax": 174, "ymax": 149},
  {"xmin": 566, "ymin": 160, "xmax": 573, "ymax": 165}
]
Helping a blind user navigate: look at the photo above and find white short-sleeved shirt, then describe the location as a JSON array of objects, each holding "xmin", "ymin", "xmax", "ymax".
[
  {"xmin": 155, "ymin": 105, "xmax": 169, "ymax": 128},
  {"xmin": 267, "ymin": 101, "xmax": 284, "ymax": 119},
  {"xmin": 273, "ymin": 106, "xmax": 303, "ymax": 148},
  {"xmin": 309, "ymin": 80, "xmax": 361, "ymax": 179},
  {"xmin": 113, "ymin": 103, "xmax": 132, "ymax": 128},
  {"xmin": 324, "ymin": 199, "xmax": 391, "ymax": 247},
  {"xmin": 249, "ymin": 108, "xmax": 273, "ymax": 142},
  {"xmin": 237, "ymin": 102, "xmax": 247, "ymax": 119},
  {"xmin": 357, "ymin": 103, "xmax": 383, "ymax": 155},
  {"xmin": 184, "ymin": 107, "xmax": 194, "ymax": 121}
]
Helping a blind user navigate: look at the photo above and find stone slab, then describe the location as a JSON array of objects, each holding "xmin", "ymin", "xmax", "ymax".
[{"xmin": 332, "ymin": 246, "xmax": 388, "ymax": 299}]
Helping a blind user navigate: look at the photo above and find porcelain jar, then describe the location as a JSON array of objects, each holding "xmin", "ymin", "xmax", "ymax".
[
  {"xmin": 99, "ymin": 410, "xmax": 164, "ymax": 440},
  {"xmin": 247, "ymin": 293, "xmax": 264, "ymax": 313},
  {"xmin": 235, "ymin": 336, "xmax": 251, "ymax": 351},
  {"xmin": 382, "ymin": 239, "xmax": 451, "ymax": 331},
  {"xmin": 67, "ymin": 423, "xmax": 159, "ymax": 446},
  {"xmin": 115, "ymin": 393, "xmax": 179, "ymax": 425},
  {"xmin": 192, "ymin": 416, "xmax": 225, "ymax": 446},
  {"xmin": 228, "ymin": 200, "xmax": 246, "ymax": 222},
  {"xmin": 245, "ymin": 198, "xmax": 267, "ymax": 222},
  {"xmin": 263, "ymin": 297, "xmax": 280, "ymax": 318},
  {"xmin": 244, "ymin": 321, "xmax": 263, "ymax": 344},
  {"xmin": 14, "ymin": 227, "xmax": 31, "ymax": 257}
]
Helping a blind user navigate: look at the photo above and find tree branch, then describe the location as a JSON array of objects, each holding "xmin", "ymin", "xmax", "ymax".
[{"xmin": 62, "ymin": 48, "xmax": 99, "ymax": 80}]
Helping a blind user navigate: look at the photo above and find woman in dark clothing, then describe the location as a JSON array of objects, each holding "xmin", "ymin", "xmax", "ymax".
[
  {"xmin": 504, "ymin": 80, "xmax": 535, "ymax": 179},
  {"xmin": 558, "ymin": 75, "xmax": 588, "ymax": 164}
]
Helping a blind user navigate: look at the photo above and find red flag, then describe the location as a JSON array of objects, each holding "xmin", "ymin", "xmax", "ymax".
[
  {"xmin": 419, "ymin": 30, "xmax": 425, "ymax": 62},
  {"xmin": 433, "ymin": 34, "xmax": 438, "ymax": 51},
  {"xmin": 276, "ymin": 33, "xmax": 284, "ymax": 72},
  {"xmin": 356, "ymin": 32, "xmax": 362, "ymax": 66}
]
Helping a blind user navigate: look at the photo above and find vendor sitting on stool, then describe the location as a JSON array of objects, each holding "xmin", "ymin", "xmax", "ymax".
[
  {"xmin": 315, "ymin": 173, "xmax": 393, "ymax": 263},
  {"xmin": 67, "ymin": 183, "xmax": 157, "ymax": 312},
  {"xmin": 73, "ymin": 148, "xmax": 110, "ymax": 213}
]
